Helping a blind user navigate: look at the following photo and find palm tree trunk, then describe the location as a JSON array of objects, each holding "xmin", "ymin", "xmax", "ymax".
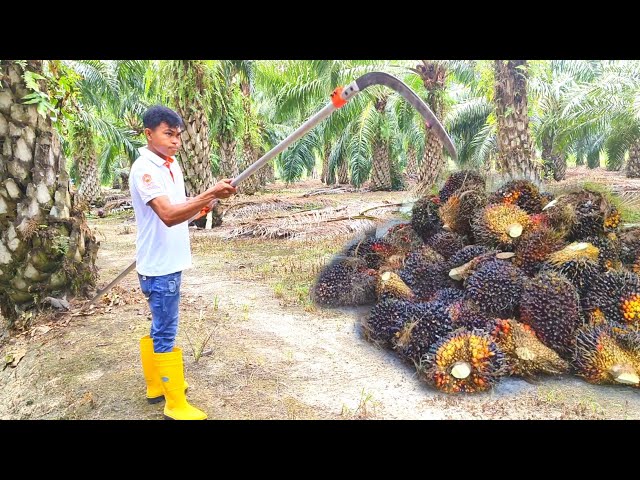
[
  {"xmin": 370, "ymin": 137, "xmax": 392, "ymax": 190},
  {"xmin": 552, "ymin": 153, "xmax": 566, "ymax": 181},
  {"xmin": 541, "ymin": 136, "xmax": 566, "ymax": 181},
  {"xmin": 417, "ymin": 129, "xmax": 444, "ymax": 195},
  {"xmin": 219, "ymin": 138, "xmax": 238, "ymax": 179},
  {"xmin": 321, "ymin": 143, "xmax": 330, "ymax": 184},
  {"xmin": 337, "ymin": 157, "xmax": 349, "ymax": 184},
  {"xmin": 0, "ymin": 60, "xmax": 99, "ymax": 325},
  {"xmin": 587, "ymin": 150, "xmax": 600, "ymax": 169},
  {"xmin": 177, "ymin": 108, "xmax": 214, "ymax": 197},
  {"xmin": 626, "ymin": 139, "xmax": 640, "ymax": 178},
  {"xmin": 414, "ymin": 61, "xmax": 447, "ymax": 195},
  {"xmin": 406, "ymin": 146, "xmax": 418, "ymax": 178},
  {"xmin": 493, "ymin": 60, "xmax": 541, "ymax": 183},
  {"xmin": 72, "ymin": 121, "xmax": 100, "ymax": 207}
]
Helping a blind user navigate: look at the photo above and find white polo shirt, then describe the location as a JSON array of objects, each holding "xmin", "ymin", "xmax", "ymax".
[{"xmin": 129, "ymin": 146, "xmax": 192, "ymax": 276}]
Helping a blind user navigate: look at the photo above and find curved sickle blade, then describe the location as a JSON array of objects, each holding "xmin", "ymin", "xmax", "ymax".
[{"xmin": 354, "ymin": 72, "xmax": 458, "ymax": 161}]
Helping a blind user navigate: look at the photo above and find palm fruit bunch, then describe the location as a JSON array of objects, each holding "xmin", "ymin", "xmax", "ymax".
[
  {"xmin": 426, "ymin": 231, "xmax": 465, "ymax": 259},
  {"xmin": 619, "ymin": 227, "xmax": 640, "ymax": 272},
  {"xmin": 541, "ymin": 198, "xmax": 577, "ymax": 240},
  {"xmin": 420, "ymin": 329, "xmax": 506, "ymax": 394},
  {"xmin": 411, "ymin": 196, "xmax": 442, "ymax": 242},
  {"xmin": 315, "ymin": 168, "xmax": 640, "ymax": 395},
  {"xmin": 380, "ymin": 222, "xmax": 424, "ymax": 255},
  {"xmin": 541, "ymin": 258, "xmax": 602, "ymax": 298},
  {"xmin": 471, "ymin": 203, "xmax": 530, "ymax": 249},
  {"xmin": 519, "ymin": 271, "xmax": 583, "ymax": 358},
  {"xmin": 447, "ymin": 245, "xmax": 496, "ymax": 270},
  {"xmin": 573, "ymin": 324, "xmax": 640, "ymax": 386},
  {"xmin": 438, "ymin": 170, "xmax": 486, "ymax": 203},
  {"xmin": 540, "ymin": 242, "xmax": 604, "ymax": 296},
  {"xmin": 465, "ymin": 260, "xmax": 526, "ymax": 317},
  {"xmin": 363, "ymin": 296, "xmax": 419, "ymax": 347},
  {"xmin": 581, "ymin": 270, "xmax": 640, "ymax": 327},
  {"xmin": 584, "ymin": 234, "xmax": 622, "ymax": 270},
  {"xmin": 399, "ymin": 247, "xmax": 454, "ymax": 300},
  {"xmin": 311, "ymin": 256, "xmax": 376, "ymax": 307},
  {"xmin": 488, "ymin": 179, "xmax": 547, "ymax": 214},
  {"xmin": 445, "ymin": 299, "xmax": 495, "ymax": 330},
  {"xmin": 449, "ymin": 251, "xmax": 512, "ymax": 283},
  {"xmin": 492, "ymin": 319, "xmax": 569, "ymax": 377},
  {"xmin": 375, "ymin": 271, "xmax": 415, "ymax": 301},
  {"xmin": 344, "ymin": 236, "xmax": 396, "ymax": 270},
  {"xmin": 513, "ymin": 225, "xmax": 565, "ymax": 275},
  {"xmin": 439, "ymin": 189, "xmax": 488, "ymax": 240},
  {"xmin": 612, "ymin": 328, "xmax": 640, "ymax": 373},
  {"xmin": 395, "ymin": 301, "xmax": 453, "ymax": 364},
  {"xmin": 430, "ymin": 287, "xmax": 465, "ymax": 305},
  {"xmin": 554, "ymin": 189, "xmax": 620, "ymax": 240}
]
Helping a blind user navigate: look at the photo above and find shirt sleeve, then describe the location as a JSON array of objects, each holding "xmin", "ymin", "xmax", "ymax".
[{"xmin": 130, "ymin": 165, "xmax": 168, "ymax": 204}]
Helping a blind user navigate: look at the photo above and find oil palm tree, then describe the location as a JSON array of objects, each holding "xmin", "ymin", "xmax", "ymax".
[{"xmin": 0, "ymin": 60, "xmax": 99, "ymax": 325}]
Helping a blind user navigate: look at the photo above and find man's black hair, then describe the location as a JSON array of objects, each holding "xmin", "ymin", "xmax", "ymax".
[{"xmin": 142, "ymin": 105, "xmax": 184, "ymax": 130}]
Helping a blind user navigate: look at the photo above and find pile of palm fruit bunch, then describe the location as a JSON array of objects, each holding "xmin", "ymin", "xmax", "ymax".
[{"xmin": 311, "ymin": 169, "xmax": 640, "ymax": 394}]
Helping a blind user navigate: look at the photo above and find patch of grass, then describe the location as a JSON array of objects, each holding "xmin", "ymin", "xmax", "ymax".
[
  {"xmin": 582, "ymin": 181, "xmax": 640, "ymax": 223},
  {"xmin": 340, "ymin": 388, "xmax": 381, "ymax": 419}
]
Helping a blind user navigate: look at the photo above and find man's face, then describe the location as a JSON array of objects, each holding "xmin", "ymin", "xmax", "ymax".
[{"xmin": 145, "ymin": 121, "xmax": 182, "ymax": 157}]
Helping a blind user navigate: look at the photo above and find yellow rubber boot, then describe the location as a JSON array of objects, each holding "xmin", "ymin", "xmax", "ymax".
[
  {"xmin": 140, "ymin": 336, "xmax": 188, "ymax": 404},
  {"xmin": 153, "ymin": 347, "xmax": 207, "ymax": 420}
]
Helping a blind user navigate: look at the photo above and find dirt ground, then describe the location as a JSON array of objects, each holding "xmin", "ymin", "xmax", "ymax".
[{"xmin": 2, "ymin": 170, "xmax": 640, "ymax": 420}]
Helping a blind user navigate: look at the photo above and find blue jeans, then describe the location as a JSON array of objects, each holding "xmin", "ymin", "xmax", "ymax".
[{"xmin": 138, "ymin": 271, "xmax": 182, "ymax": 353}]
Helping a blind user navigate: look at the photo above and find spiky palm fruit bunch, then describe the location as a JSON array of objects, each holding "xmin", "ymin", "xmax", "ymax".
[
  {"xmin": 585, "ymin": 307, "xmax": 608, "ymax": 326},
  {"xmin": 513, "ymin": 226, "xmax": 565, "ymax": 275},
  {"xmin": 311, "ymin": 256, "xmax": 376, "ymax": 307},
  {"xmin": 375, "ymin": 271, "xmax": 415, "ymax": 301},
  {"xmin": 584, "ymin": 234, "xmax": 622, "ymax": 270},
  {"xmin": 395, "ymin": 301, "xmax": 452, "ymax": 364},
  {"xmin": 492, "ymin": 319, "xmax": 569, "ymax": 377},
  {"xmin": 553, "ymin": 189, "xmax": 619, "ymax": 240},
  {"xmin": 465, "ymin": 260, "xmax": 526, "ymax": 317},
  {"xmin": 604, "ymin": 206, "xmax": 621, "ymax": 233},
  {"xmin": 363, "ymin": 296, "xmax": 418, "ymax": 347},
  {"xmin": 345, "ymin": 237, "xmax": 396, "ymax": 270},
  {"xmin": 471, "ymin": 203, "xmax": 530, "ymax": 249},
  {"xmin": 420, "ymin": 329, "xmax": 506, "ymax": 394},
  {"xmin": 446, "ymin": 299, "xmax": 495, "ymax": 330},
  {"xmin": 540, "ymin": 191, "xmax": 554, "ymax": 205},
  {"xmin": 573, "ymin": 324, "xmax": 640, "ymax": 386},
  {"xmin": 430, "ymin": 287, "xmax": 466, "ymax": 306},
  {"xmin": 612, "ymin": 328, "xmax": 640, "ymax": 375},
  {"xmin": 488, "ymin": 180, "xmax": 545, "ymax": 214},
  {"xmin": 618, "ymin": 227, "xmax": 640, "ymax": 268},
  {"xmin": 542, "ymin": 199, "xmax": 576, "ymax": 240},
  {"xmin": 399, "ymin": 248, "xmax": 454, "ymax": 301},
  {"xmin": 426, "ymin": 231, "xmax": 465, "ymax": 259},
  {"xmin": 519, "ymin": 272, "xmax": 582, "ymax": 358},
  {"xmin": 540, "ymin": 257, "xmax": 603, "ymax": 298},
  {"xmin": 438, "ymin": 170, "xmax": 486, "ymax": 203},
  {"xmin": 447, "ymin": 245, "xmax": 495, "ymax": 270},
  {"xmin": 529, "ymin": 213, "xmax": 550, "ymax": 229},
  {"xmin": 439, "ymin": 189, "xmax": 488, "ymax": 239},
  {"xmin": 381, "ymin": 222, "xmax": 424, "ymax": 255},
  {"xmin": 449, "ymin": 251, "xmax": 508, "ymax": 282},
  {"xmin": 411, "ymin": 196, "xmax": 442, "ymax": 242},
  {"xmin": 582, "ymin": 270, "xmax": 640, "ymax": 327},
  {"xmin": 547, "ymin": 241, "xmax": 600, "ymax": 264}
]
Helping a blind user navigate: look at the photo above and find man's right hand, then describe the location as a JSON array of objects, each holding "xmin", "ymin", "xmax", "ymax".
[{"xmin": 209, "ymin": 178, "xmax": 237, "ymax": 199}]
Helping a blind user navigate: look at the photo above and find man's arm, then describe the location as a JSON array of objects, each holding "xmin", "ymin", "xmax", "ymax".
[{"xmin": 148, "ymin": 179, "xmax": 236, "ymax": 227}]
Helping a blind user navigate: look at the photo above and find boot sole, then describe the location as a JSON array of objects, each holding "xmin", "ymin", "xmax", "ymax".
[{"xmin": 147, "ymin": 388, "xmax": 188, "ymax": 405}]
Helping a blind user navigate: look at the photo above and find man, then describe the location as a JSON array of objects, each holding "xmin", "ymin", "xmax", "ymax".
[{"xmin": 130, "ymin": 105, "xmax": 237, "ymax": 420}]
